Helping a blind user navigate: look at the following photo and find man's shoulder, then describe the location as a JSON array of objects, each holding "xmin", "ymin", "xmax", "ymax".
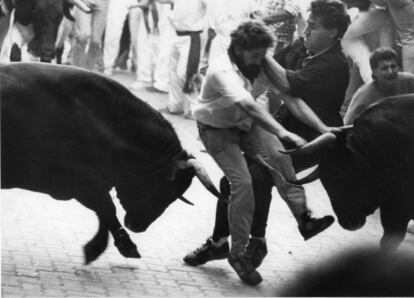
[
  {"xmin": 354, "ymin": 81, "xmax": 380, "ymax": 98},
  {"xmin": 398, "ymin": 72, "xmax": 414, "ymax": 81}
]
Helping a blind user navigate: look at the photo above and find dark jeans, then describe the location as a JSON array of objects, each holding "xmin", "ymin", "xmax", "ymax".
[{"xmin": 212, "ymin": 157, "xmax": 273, "ymax": 241}]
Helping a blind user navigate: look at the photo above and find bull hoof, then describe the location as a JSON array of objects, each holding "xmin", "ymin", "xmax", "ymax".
[
  {"xmin": 84, "ymin": 242, "xmax": 105, "ymax": 265},
  {"xmin": 114, "ymin": 229, "xmax": 141, "ymax": 259}
]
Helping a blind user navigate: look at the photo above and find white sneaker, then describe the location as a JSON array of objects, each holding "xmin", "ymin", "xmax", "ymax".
[
  {"xmin": 130, "ymin": 81, "xmax": 152, "ymax": 90},
  {"xmin": 153, "ymin": 81, "xmax": 169, "ymax": 93}
]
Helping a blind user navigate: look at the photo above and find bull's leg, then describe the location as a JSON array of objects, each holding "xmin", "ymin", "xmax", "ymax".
[
  {"xmin": 111, "ymin": 227, "xmax": 141, "ymax": 259},
  {"xmin": 379, "ymin": 207, "xmax": 409, "ymax": 251},
  {"xmin": 77, "ymin": 192, "xmax": 140, "ymax": 264}
]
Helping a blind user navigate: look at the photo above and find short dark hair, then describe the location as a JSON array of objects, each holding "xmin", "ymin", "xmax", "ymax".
[
  {"xmin": 369, "ymin": 47, "xmax": 399, "ymax": 70},
  {"xmin": 310, "ymin": 0, "xmax": 351, "ymax": 39},
  {"xmin": 230, "ymin": 20, "xmax": 274, "ymax": 51}
]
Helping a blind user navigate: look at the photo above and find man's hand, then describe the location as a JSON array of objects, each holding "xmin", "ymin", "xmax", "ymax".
[{"xmin": 279, "ymin": 131, "xmax": 307, "ymax": 148}]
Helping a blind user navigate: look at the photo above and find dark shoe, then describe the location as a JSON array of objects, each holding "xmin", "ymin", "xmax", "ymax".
[
  {"xmin": 183, "ymin": 237, "xmax": 229, "ymax": 266},
  {"xmin": 299, "ymin": 215, "xmax": 335, "ymax": 240},
  {"xmin": 246, "ymin": 238, "xmax": 268, "ymax": 269},
  {"xmin": 228, "ymin": 252, "xmax": 262, "ymax": 286}
]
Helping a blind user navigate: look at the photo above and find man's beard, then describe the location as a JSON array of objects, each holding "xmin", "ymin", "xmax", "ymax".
[{"xmin": 229, "ymin": 47, "xmax": 261, "ymax": 82}]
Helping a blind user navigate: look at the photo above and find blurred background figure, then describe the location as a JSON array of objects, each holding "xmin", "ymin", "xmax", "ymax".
[
  {"xmin": 262, "ymin": 0, "xmax": 303, "ymax": 54},
  {"xmin": 103, "ymin": 0, "xmax": 142, "ymax": 76},
  {"xmin": 371, "ymin": 0, "xmax": 414, "ymax": 74},
  {"xmin": 162, "ymin": 0, "xmax": 207, "ymax": 118},
  {"xmin": 279, "ymin": 247, "xmax": 414, "ymax": 297},
  {"xmin": 206, "ymin": 0, "xmax": 262, "ymax": 65},
  {"xmin": 71, "ymin": 0, "xmax": 109, "ymax": 71},
  {"xmin": 130, "ymin": 0, "xmax": 172, "ymax": 92},
  {"xmin": 340, "ymin": 0, "xmax": 395, "ymax": 116}
]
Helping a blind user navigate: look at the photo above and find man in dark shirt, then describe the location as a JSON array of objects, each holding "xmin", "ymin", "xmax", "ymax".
[{"xmin": 184, "ymin": 0, "xmax": 350, "ymax": 270}]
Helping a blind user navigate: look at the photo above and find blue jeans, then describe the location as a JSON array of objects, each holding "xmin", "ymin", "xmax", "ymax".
[{"xmin": 198, "ymin": 122, "xmax": 308, "ymax": 255}]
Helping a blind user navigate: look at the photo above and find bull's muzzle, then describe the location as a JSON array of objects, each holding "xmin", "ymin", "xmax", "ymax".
[{"xmin": 339, "ymin": 217, "xmax": 366, "ymax": 231}]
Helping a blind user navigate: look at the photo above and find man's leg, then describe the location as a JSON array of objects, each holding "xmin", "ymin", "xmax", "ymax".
[
  {"xmin": 184, "ymin": 126, "xmax": 262, "ymax": 285},
  {"xmin": 85, "ymin": 0, "xmax": 108, "ymax": 71},
  {"xmin": 71, "ymin": 7, "xmax": 91, "ymax": 68},
  {"xmin": 243, "ymin": 125, "xmax": 334, "ymax": 240},
  {"xmin": 103, "ymin": 0, "xmax": 129, "ymax": 75},
  {"xmin": 183, "ymin": 177, "xmax": 231, "ymax": 266}
]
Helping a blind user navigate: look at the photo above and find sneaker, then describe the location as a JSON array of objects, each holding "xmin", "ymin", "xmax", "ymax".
[
  {"xmin": 183, "ymin": 237, "xmax": 229, "ymax": 266},
  {"xmin": 246, "ymin": 238, "xmax": 268, "ymax": 269},
  {"xmin": 129, "ymin": 81, "xmax": 152, "ymax": 90},
  {"xmin": 228, "ymin": 252, "xmax": 263, "ymax": 286},
  {"xmin": 299, "ymin": 215, "xmax": 335, "ymax": 240},
  {"xmin": 153, "ymin": 81, "xmax": 169, "ymax": 93}
]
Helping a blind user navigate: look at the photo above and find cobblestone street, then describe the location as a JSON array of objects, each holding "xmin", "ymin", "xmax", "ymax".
[{"xmin": 2, "ymin": 70, "xmax": 414, "ymax": 297}]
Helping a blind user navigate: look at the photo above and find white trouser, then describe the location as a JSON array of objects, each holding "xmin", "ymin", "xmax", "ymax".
[
  {"xmin": 152, "ymin": 7, "xmax": 174, "ymax": 91},
  {"xmin": 167, "ymin": 35, "xmax": 198, "ymax": 115},
  {"xmin": 103, "ymin": 0, "xmax": 141, "ymax": 70},
  {"xmin": 402, "ymin": 44, "xmax": 414, "ymax": 74},
  {"xmin": 134, "ymin": 3, "xmax": 172, "ymax": 86}
]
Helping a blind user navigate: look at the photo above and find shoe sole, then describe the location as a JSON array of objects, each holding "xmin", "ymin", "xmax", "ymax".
[
  {"xmin": 183, "ymin": 252, "xmax": 229, "ymax": 266},
  {"xmin": 303, "ymin": 217, "xmax": 335, "ymax": 240}
]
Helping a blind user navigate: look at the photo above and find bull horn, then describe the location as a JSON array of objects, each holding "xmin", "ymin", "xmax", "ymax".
[
  {"xmin": 67, "ymin": 0, "xmax": 93, "ymax": 13},
  {"xmin": 280, "ymin": 132, "xmax": 337, "ymax": 156},
  {"xmin": 179, "ymin": 196, "xmax": 194, "ymax": 206},
  {"xmin": 186, "ymin": 158, "xmax": 227, "ymax": 203},
  {"xmin": 287, "ymin": 167, "xmax": 320, "ymax": 185}
]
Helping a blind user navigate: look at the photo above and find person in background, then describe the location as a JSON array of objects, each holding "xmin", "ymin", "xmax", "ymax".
[
  {"xmin": 339, "ymin": 0, "xmax": 395, "ymax": 116},
  {"xmin": 206, "ymin": 0, "xmax": 262, "ymax": 64},
  {"xmin": 130, "ymin": 0, "xmax": 171, "ymax": 91},
  {"xmin": 103, "ymin": 0, "xmax": 143, "ymax": 76},
  {"xmin": 71, "ymin": 0, "xmax": 109, "ymax": 71},
  {"xmin": 155, "ymin": 0, "xmax": 206, "ymax": 118},
  {"xmin": 371, "ymin": 0, "xmax": 414, "ymax": 74},
  {"xmin": 344, "ymin": 47, "xmax": 414, "ymax": 124},
  {"xmin": 262, "ymin": 0, "xmax": 302, "ymax": 54}
]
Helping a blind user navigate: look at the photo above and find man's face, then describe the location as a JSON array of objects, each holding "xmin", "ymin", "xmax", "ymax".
[
  {"xmin": 235, "ymin": 47, "xmax": 267, "ymax": 79},
  {"xmin": 373, "ymin": 59, "xmax": 399, "ymax": 91},
  {"xmin": 304, "ymin": 14, "xmax": 337, "ymax": 54}
]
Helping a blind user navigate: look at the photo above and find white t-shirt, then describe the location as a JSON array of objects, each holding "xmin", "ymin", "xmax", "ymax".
[
  {"xmin": 192, "ymin": 53, "xmax": 275, "ymax": 131},
  {"xmin": 207, "ymin": 0, "xmax": 262, "ymax": 37}
]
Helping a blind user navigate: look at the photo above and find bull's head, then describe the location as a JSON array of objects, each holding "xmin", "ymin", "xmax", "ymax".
[
  {"xmin": 13, "ymin": 0, "xmax": 91, "ymax": 62},
  {"xmin": 116, "ymin": 152, "xmax": 222, "ymax": 233},
  {"xmin": 281, "ymin": 127, "xmax": 379, "ymax": 231}
]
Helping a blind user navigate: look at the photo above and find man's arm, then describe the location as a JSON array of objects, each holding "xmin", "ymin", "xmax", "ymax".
[
  {"xmin": 262, "ymin": 51, "xmax": 291, "ymax": 92},
  {"xmin": 281, "ymin": 93, "xmax": 331, "ymax": 134},
  {"xmin": 236, "ymin": 99, "xmax": 306, "ymax": 147},
  {"xmin": 262, "ymin": 10, "xmax": 294, "ymax": 25}
]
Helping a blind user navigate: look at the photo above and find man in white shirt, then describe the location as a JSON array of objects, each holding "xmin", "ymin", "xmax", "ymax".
[
  {"xmin": 158, "ymin": 0, "xmax": 207, "ymax": 117},
  {"xmin": 188, "ymin": 20, "xmax": 335, "ymax": 285}
]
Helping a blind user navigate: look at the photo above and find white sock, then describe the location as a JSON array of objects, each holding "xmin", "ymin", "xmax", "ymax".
[{"xmin": 212, "ymin": 237, "xmax": 228, "ymax": 247}]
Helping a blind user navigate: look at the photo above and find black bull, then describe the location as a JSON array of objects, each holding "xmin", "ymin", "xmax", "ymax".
[
  {"xmin": 1, "ymin": 62, "xmax": 222, "ymax": 264},
  {"xmin": 0, "ymin": 0, "xmax": 91, "ymax": 62},
  {"xmin": 283, "ymin": 94, "xmax": 414, "ymax": 250}
]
